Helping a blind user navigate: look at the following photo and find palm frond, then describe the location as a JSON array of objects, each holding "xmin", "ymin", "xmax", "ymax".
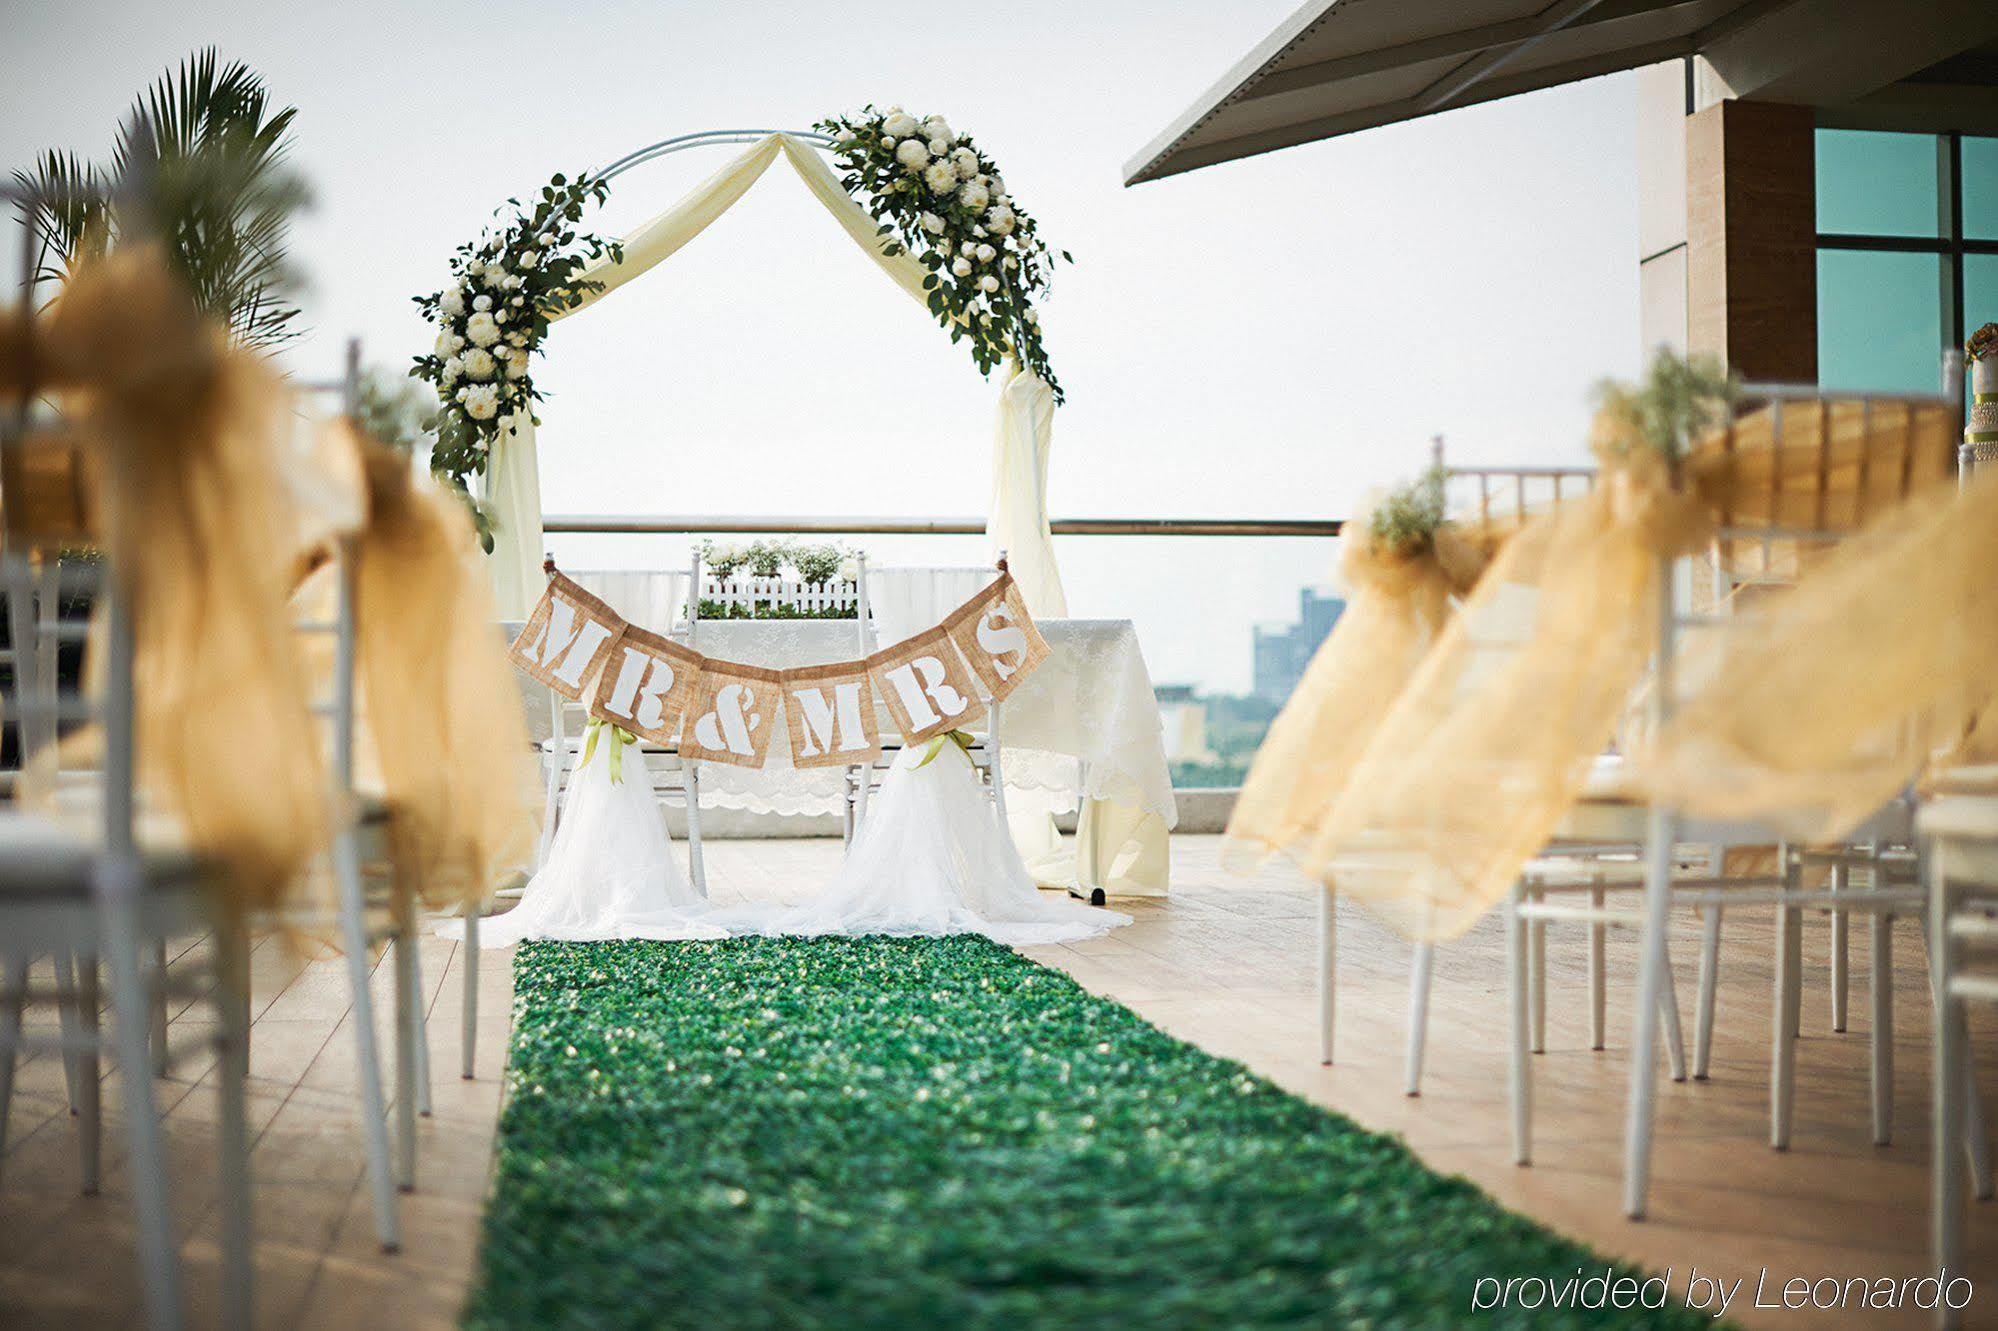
[
  {"xmin": 74, "ymin": 47, "xmax": 312, "ymax": 349},
  {"xmin": 11, "ymin": 150, "xmax": 110, "ymax": 290}
]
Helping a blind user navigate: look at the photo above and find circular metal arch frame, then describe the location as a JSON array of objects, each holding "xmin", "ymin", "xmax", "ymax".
[
  {"xmin": 593, "ymin": 128, "xmax": 836, "ymax": 186},
  {"xmin": 527, "ymin": 128, "xmax": 837, "ymax": 243}
]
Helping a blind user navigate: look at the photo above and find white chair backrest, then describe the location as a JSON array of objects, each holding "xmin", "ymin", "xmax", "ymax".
[
  {"xmin": 570, "ymin": 569, "xmax": 690, "ymax": 631},
  {"xmin": 862, "ymin": 565, "xmax": 994, "ymax": 648},
  {"xmin": 1441, "ymin": 462, "xmax": 1598, "ymax": 529}
]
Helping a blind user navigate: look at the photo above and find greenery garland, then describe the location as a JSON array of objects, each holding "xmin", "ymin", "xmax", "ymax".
[
  {"xmin": 817, "ymin": 105, "xmax": 1070, "ymax": 402},
  {"xmin": 409, "ymin": 173, "xmax": 623, "ymax": 535},
  {"xmin": 1367, "ymin": 465, "xmax": 1448, "ymax": 557},
  {"xmin": 465, "ymin": 936, "xmax": 1717, "ymax": 1330}
]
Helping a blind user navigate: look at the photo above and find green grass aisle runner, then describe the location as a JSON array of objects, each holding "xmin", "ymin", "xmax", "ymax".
[{"xmin": 467, "ymin": 937, "xmax": 1713, "ymax": 1330}]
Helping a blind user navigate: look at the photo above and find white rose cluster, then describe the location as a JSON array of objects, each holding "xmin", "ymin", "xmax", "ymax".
[
  {"xmin": 462, "ymin": 384, "xmax": 500, "ymax": 421},
  {"xmin": 816, "ymin": 105, "xmax": 1065, "ymax": 398}
]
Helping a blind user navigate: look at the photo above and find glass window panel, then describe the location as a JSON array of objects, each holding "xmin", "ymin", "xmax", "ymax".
[
  {"xmin": 1815, "ymin": 130, "xmax": 1940, "ymax": 238},
  {"xmin": 1968, "ymin": 254, "xmax": 1998, "ymax": 347},
  {"xmin": 1816, "ymin": 249, "xmax": 1944, "ymax": 392},
  {"xmin": 1965, "ymin": 137, "xmax": 1998, "ymax": 241}
]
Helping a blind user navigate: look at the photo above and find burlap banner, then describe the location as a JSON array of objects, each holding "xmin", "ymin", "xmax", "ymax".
[
  {"xmin": 681, "ymin": 659, "xmax": 784, "ymax": 768},
  {"xmin": 591, "ymin": 624, "xmax": 703, "ymax": 746},
  {"xmin": 508, "ymin": 568, "xmax": 1045, "ymax": 770},
  {"xmin": 781, "ymin": 661, "xmax": 882, "ymax": 769},
  {"xmin": 513, "ymin": 575, "xmax": 624, "ymax": 698},
  {"xmin": 942, "ymin": 574, "xmax": 1049, "ymax": 704},
  {"xmin": 869, "ymin": 626, "xmax": 988, "ymax": 744}
]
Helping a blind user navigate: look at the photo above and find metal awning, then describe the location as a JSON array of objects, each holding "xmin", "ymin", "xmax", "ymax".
[{"xmin": 1123, "ymin": 0, "xmax": 1793, "ymax": 185}]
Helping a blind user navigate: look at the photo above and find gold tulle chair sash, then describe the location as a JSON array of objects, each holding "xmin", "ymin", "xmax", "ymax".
[
  {"xmin": 1294, "ymin": 392, "xmax": 1955, "ymax": 943},
  {"xmin": 3, "ymin": 250, "xmax": 329, "ymax": 915},
  {"xmin": 1638, "ymin": 462, "xmax": 1998, "ymax": 843}
]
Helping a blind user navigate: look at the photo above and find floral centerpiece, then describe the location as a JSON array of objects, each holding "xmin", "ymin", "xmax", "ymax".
[
  {"xmin": 409, "ymin": 173, "xmax": 622, "ymax": 541},
  {"xmin": 697, "ymin": 539, "xmax": 863, "ymax": 620},
  {"xmin": 816, "ymin": 105, "xmax": 1069, "ymax": 401},
  {"xmin": 1967, "ymin": 321, "xmax": 1998, "ymax": 366}
]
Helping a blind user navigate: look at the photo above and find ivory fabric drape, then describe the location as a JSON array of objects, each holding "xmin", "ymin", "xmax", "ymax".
[{"xmin": 482, "ymin": 132, "xmax": 1065, "ymax": 616}]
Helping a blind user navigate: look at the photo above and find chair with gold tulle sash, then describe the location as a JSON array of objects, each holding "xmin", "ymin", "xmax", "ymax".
[
  {"xmin": 1500, "ymin": 375, "xmax": 1978, "ymax": 1221},
  {"xmin": 0, "ymin": 229, "xmax": 252, "ymax": 1330}
]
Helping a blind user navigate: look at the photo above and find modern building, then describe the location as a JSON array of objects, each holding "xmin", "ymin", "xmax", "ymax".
[
  {"xmin": 1125, "ymin": 0, "xmax": 1998, "ymax": 393},
  {"xmin": 1252, "ymin": 587, "xmax": 1345, "ymax": 703}
]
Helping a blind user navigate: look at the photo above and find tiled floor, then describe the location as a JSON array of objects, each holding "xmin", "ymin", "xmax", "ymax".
[{"xmin": 4, "ymin": 834, "xmax": 1995, "ymax": 1328}]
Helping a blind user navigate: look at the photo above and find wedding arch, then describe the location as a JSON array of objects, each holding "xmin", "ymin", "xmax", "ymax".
[{"xmin": 420, "ymin": 121, "xmax": 1069, "ymax": 622}]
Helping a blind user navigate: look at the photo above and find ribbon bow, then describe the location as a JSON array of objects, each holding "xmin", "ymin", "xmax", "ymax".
[
  {"xmin": 913, "ymin": 729, "xmax": 977, "ymax": 769},
  {"xmin": 580, "ymin": 717, "xmax": 639, "ymax": 785}
]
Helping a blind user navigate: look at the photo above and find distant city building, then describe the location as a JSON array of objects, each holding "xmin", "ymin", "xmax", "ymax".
[
  {"xmin": 1153, "ymin": 683, "xmax": 1218, "ymax": 765},
  {"xmin": 1251, "ymin": 588, "xmax": 1344, "ymax": 704}
]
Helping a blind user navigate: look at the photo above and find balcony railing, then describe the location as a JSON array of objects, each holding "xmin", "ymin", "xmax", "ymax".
[
  {"xmin": 542, "ymin": 514, "xmax": 1348, "ymax": 796},
  {"xmin": 544, "ymin": 515, "xmax": 1344, "ymax": 537}
]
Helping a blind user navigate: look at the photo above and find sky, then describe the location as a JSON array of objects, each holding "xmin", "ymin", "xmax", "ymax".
[{"xmin": 3, "ymin": 0, "xmax": 1643, "ymax": 693}]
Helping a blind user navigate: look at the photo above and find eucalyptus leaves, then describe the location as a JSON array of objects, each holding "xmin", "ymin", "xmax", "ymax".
[
  {"xmin": 817, "ymin": 105, "xmax": 1069, "ymax": 401},
  {"xmin": 410, "ymin": 172, "xmax": 623, "ymax": 522}
]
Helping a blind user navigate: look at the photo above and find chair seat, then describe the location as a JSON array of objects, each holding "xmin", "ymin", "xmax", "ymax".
[
  {"xmin": 1930, "ymin": 764, "xmax": 1998, "ymax": 798},
  {"xmin": 0, "ymin": 809, "xmax": 207, "ymax": 900},
  {"xmin": 1922, "ymin": 796, "xmax": 1998, "ymax": 844}
]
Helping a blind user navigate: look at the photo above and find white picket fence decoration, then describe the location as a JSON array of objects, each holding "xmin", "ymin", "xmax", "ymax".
[{"xmin": 701, "ymin": 576, "xmax": 860, "ymax": 616}]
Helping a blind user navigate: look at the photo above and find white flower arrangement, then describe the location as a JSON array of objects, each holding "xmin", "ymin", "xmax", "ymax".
[
  {"xmin": 410, "ymin": 171, "xmax": 623, "ymax": 542},
  {"xmin": 816, "ymin": 103, "xmax": 1069, "ymax": 399}
]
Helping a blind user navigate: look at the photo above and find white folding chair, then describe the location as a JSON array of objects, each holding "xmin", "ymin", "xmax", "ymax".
[
  {"xmin": 258, "ymin": 341, "xmax": 411, "ymax": 1245},
  {"xmin": 1508, "ymin": 379, "xmax": 1979, "ymax": 1220},
  {"xmin": 0, "ymin": 320, "xmax": 250, "ymax": 1330},
  {"xmin": 1925, "ymin": 788, "xmax": 1998, "ymax": 1329},
  {"xmin": 848, "ymin": 554, "xmax": 1011, "ymax": 840},
  {"xmin": 534, "ymin": 552, "xmax": 706, "ymax": 894},
  {"xmin": 1372, "ymin": 459, "xmax": 1635, "ymax": 1091}
]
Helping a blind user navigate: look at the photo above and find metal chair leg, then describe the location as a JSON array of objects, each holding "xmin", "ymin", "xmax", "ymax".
[
  {"xmin": 333, "ymin": 827, "xmax": 400, "ymax": 1250},
  {"xmin": 149, "ymin": 938, "xmax": 169, "ymax": 1077},
  {"xmin": 0, "ymin": 950, "xmax": 26, "ymax": 1188},
  {"xmin": 1694, "ymin": 904, "xmax": 1722, "ymax": 1080},
  {"xmin": 1623, "ymin": 806, "xmax": 1676, "ymax": 1220},
  {"xmin": 1659, "ymin": 940, "xmax": 1689, "ymax": 1084},
  {"xmin": 1933, "ymin": 869, "xmax": 1965, "ymax": 1329},
  {"xmin": 1507, "ymin": 883, "xmax": 1532, "ymax": 1166},
  {"xmin": 1588, "ymin": 887, "xmax": 1607, "ymax": 1051},
  {"xmin": 393, "ymin": 888, "xmax": 419, "ymax": 1192},
  {"xmin": 408, "ymin": 930, "xmax": 432, "ymax": 1118},
  {"xmin": 1316, "ymin": 883, "xmax": 1336, "ymax": 1067},
  {"xmin": 1771, "ymin": 901, "xmax": 1803, "ymax": 1149},
  {"xmin": 52, "ymin": 949, "xmax": 82, "ymax": 1112},
  {"xmin": 1774, "ymin": 895, "xmax": 1806, "ymax": 1143},
  {"xmin": 1528, "ymin": 886, "xmax": 1547, "ymax": 1055},
  {"xmin": 1871, "ymin": 910, "xmax": 1894, "ymax": 1145},
  {"xmin": 686, "ymin": 763, "xmax": 707, "ymax": 897},
  {"xmin": 461, "ymin": 909, "xmax": 480, "ymax": 1080},
  {"xmin": 214, "ymin": 917, "xmax": 252, "ymax": 1331},
  {"xmin": 1830, "ymin": 862, "xmax": 1849, "ymax": 1032},
  {"xmin": 1405, "ymin": 941, "xmax": 1433, "ymax": 1095},
  {"xmin": 75, "ymin": 950, "xmax": 100, "ymax": 1195},
  {"xmin": 100, "ymin": 882, "xmax": 184, "ymax": 1329}
]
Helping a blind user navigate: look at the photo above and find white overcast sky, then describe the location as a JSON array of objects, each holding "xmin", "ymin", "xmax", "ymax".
[{"xmin": 4, "ymin": 0, "xmax": 1642, "ymax": 692}]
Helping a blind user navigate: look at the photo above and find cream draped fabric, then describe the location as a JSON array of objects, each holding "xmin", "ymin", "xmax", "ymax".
[
  {"xmin": 1639, "ymin": 465, "xmax": 1998, "ymax": 842},
  {"xmin": 484, "ymin": 132, "xmax": 1065, "ymax": 616},
  {"xmin": 1221, "ymin": 519, "xmax": 1464, "ymax": 875},
  {"xmin": 1313, "ymin": 453, "xmax": 1712, "ymax": 943}
]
